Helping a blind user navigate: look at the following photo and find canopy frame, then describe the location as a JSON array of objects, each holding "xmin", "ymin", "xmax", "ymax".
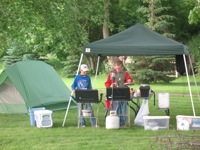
[{"xmin": 62, "ymin": 23, "xmax": 199, "ymax": 126}]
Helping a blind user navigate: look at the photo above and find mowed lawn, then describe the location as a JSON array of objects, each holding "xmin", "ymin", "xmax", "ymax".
[{"xmin": 1, "ymin": 75, "xmax": 200, "ymax": 150}]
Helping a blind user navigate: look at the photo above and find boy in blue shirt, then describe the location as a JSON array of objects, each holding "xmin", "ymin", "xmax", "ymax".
[{"xmin": 71, "ymin": 64, "xmax": 98, "ymax": 127}]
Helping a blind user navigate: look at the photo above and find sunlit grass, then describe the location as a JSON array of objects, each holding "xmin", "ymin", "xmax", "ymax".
[{"xmin": 0, "ymin": 75, "xmax": 200, "ymax": 149}]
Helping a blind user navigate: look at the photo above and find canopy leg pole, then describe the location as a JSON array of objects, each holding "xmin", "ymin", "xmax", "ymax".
[
  {"xmin": 62, "ymin": 53, "xmax": 84, "ymax": 127},
  {"xmin": 93, "ymin": 55, "xmax": 101, "ymax": 89},
  {"xmin": 183, "ymin": 54, "xmax": 196, "ymax": 116},
  {"xmin": 188, "ymin": 55, "xmax": 200, "ymax": 101}
]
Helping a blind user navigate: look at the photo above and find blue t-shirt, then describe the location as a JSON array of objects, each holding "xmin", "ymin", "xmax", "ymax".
[{"xmin": 71, "ymin": 74, "xmax": 92, "ymax": 90}]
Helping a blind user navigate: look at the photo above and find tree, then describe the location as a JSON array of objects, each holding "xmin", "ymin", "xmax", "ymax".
[
  {"xmin": 188, "ymin": 0, "xmax": 200, "ymax": 24},
  {"xmin": 103, "ymin": 0, "xmax": 141, "ymax": 68},
  {"xmin": 128, "ymin": 0, "xmax": 176, "ymax": 83},
  {"xmin": 168, "ymin": 0, "xmax": 199, "ymax": 42},
  {"xmin": 187, "ymin": 33, "xmax": 200, "ymax": 74},
  {"xmin": 0, "ymin": 0, "xmax": 106, "ymax": 73},
  {"xmin": 137, "ymin": 0, "xmax": 175, "ymax": 37},
  {"xmin": 127, "ymin": 56, "xmax": 175, "ymax": 83}
]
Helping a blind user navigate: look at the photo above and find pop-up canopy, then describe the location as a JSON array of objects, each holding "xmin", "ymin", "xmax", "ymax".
[
  {"xmin": 83, "ymin": 23, "xmax": 189, "ymax": 56},
  {"xmin": 62, "ymin": 23, "xmax": 199, "ymax": 126}
]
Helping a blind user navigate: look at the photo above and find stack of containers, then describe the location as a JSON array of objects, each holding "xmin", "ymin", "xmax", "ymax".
[{"xmin": 28, "ymin": 107, "xmax": 45, "ymax": 126}]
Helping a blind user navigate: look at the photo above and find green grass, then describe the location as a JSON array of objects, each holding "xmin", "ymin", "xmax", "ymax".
[{"xmin": 1, "ymin": 75, "xmax": 200, "ymax": 149}]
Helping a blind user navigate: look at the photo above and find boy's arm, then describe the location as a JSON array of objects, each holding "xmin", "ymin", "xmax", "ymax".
[
  {"xmin": 125, "ymin": 72, "xmax": 134, "ymax": 83},
  {"xmin": 88, "ymin": 76, "xmax": 92, "ymax": 90},
  {"xmin": 105, "ymin": 73, "xmax": 112, "ymax": 88},
  {"xmin": 71, "ymin": 76, "xmax": 78, "ymax": 91}
]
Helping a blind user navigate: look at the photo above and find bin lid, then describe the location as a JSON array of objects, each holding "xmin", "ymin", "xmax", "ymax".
[
  {"xmin": 34, "ymin": 110, "xmax": 52, "ymax": 114},
  {"xmin": 143, "ymin": 116, "xmax": 170, "ymax": 119}
]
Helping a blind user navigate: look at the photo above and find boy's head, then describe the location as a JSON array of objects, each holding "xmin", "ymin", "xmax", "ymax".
[
  {"xmin": 80, "ymin": 64, "xmax": 89, "ymax": 75},
  {"xmin": 114, "ymin": 61, "xmax": 124, "ymax": 72}
]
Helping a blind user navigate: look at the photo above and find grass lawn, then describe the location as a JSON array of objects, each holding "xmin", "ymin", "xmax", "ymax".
[{"xmin": 1, "ymin": 75, "xmax": 200, "ymax": 149}]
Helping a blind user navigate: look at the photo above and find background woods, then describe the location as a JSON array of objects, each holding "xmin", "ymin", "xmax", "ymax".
[{"xmin": 0, "ymin": 0, "xmax": 200, "ymax": 81}]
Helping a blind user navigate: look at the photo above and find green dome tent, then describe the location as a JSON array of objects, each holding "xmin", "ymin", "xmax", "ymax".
[{"xmin": 0, "ymin": 60, "xmax": 76, "ymax": 114}]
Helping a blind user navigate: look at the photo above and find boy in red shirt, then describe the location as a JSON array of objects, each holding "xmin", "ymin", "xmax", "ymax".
[{"xmin": 105, "ymin": 61, "xmax": 134, "ymax": 126}]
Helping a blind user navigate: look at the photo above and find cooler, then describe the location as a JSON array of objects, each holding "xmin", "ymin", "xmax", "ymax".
[
  {"xmin": 28, "ymin": 107, "xmax": 45, "ymax": 126},
  {"xmin": 34, "ymin": 110, "xmax": 53, "ymax": 128}
]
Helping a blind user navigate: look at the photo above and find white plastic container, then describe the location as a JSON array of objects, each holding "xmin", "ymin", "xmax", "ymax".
[
  {"xmin": 158, "ymin": 93, "xmax": 170, "ymax": 109},
  {"xmin": 176, "ymin": 115, "xmax": 200, "ymax": 130},
  {"xmin": 82, "ymin": 110, "xmax": 92, "ymax": 117},
  {"xmin": 28, "ymin": 107, "xmax": 45, "ymax": 126},
  {"xmin": 143, "ymin": 116, "xmax": 170, "ymax": 130},
  {"xmin": 34, "ymin": 110, "xmax": 53, "ymax": 128},
  {"xmin": 106, "ymin": 114, "xmax": 119, "ymax": 129}
]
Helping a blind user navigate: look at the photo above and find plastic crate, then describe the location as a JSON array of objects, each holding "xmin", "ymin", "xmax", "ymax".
[
  {"xmin": 28, "ymin": 107, "xmax": 45, "ymax": 126},
  {"xmin": 34, "ymin": 110, "xmax": 53, "ymax": 128},
  {"xmin": 143, "ymin": 116, "xmax": 170, "ymax": 130},
  {"xmin": 176, "ymin": 115, "xmax": 200, "ymax": 130}
]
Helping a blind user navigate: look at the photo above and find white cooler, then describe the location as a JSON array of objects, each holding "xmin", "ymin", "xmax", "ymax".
[{"xmin": 34, "ymin": 110, "xmax": 53, "ymax": 128}]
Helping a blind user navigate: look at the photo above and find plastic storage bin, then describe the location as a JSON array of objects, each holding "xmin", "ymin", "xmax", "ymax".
[
  {"xmin": 143, "ymin": 116, "xmax": 170, "ymax": 130},
  {"xmin": 28, "ymin": 107, "xmax": 45, "ymax": 126},
  {"xmin": 34, "ymin": 110, "xmax": 53, "ymax": 128},
  {"xmin": 176, "ymin": 115, "xmax": 200, "ymax": 130},
  {"xmin": 158, "ymin": 93, "xmax": 170, "ymax": 109}
]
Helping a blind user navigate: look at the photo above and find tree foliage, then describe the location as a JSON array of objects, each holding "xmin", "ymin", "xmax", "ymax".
[
  {"xmin": 0, "ymin": 0, "xmax": 106, "ymax": 70},
  {"xmin": 0, "ymin": 0, "xmax": 199, "ymax": 79},
  {"xmin": 188, "ymin": 0, "xmax": 200, "ymax": 24},
  {"xmin": 127, "ymin": 56, "xmax": 175, "ymax": 83},
  {"xmin": 187, "ymin": 33, "xmax": 200, "ymax": 74},
  {"xmin": 137, "ymin": 0, "xmax": 175, "ymax": 37},
  {"xmin": 129, "ymin": 0, "xmax": 176, "ymax": 83}
]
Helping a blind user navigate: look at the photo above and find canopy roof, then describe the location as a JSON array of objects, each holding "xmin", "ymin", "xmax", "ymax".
[{"xmin": 83, "ymin": 23, "xmax": 189, "ymax": 56}]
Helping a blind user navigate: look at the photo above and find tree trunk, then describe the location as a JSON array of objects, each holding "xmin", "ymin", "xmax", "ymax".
[
  {"xmin": 89, "ymin": 57, "xmax": 95, "ymax": 70},
  {"xmin": 103, "ymin": 0, "xmax": 119, "ymax": 67},
  {"xmin": 149, "ymin": 0, "xmax": 155, "ymax": 29}
]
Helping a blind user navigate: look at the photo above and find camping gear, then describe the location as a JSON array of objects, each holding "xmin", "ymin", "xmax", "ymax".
[
  {"xmin": 158, "ymin": 93, "xmax": 170, "ymax": 109},
  {"xmin": 143, "ymin": 116, "xmax": 170, "ymax": 130},
  {"xmin": 63, "ymin": 23, "xmax": 199, "ymax": 126},
  {"xmin": 139, "ymin": 85, "xmax": 150, "ymax": 97},
  {"xmin": 158, "ymin": 93, "xmax": 170, "ymax": 115},
  {"xmin": 134, "ymin": 99, "xmax": 149, "ymax": 126},
  {"xmin": 82, "ymin": 110, "xmax": 93, "ymax": 117},
  {"xmin": 73, "ymin": 89, "xmax": 102, "ymax": 128},
  {"xmin": 105, "ymin": 100, "xmax": 113, "ymax": 109},
  {"xmin": 106, "ymin": 111, "xmax": 119, "ymax": 129},
  {"xmin": 106, "ymin": 87, "xmax": 130, "ymax": 101},
  {"xmin": 74, "ymin": 89, "xmax": 99, "ymax": 103},
  {"xmin": 29, "ymin": 107, "xmax": 45, "ymax": 126},
  {"xmin": 34, "ymin": 110, "xmax": 53, "ymax": 128},
  {"xmin": 176, "ymin": 115, "xmax": 200, "ymax": 130},
  {"xmin": 0, "ymin": 60, "xmax": 76, "ymax": 114}
]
